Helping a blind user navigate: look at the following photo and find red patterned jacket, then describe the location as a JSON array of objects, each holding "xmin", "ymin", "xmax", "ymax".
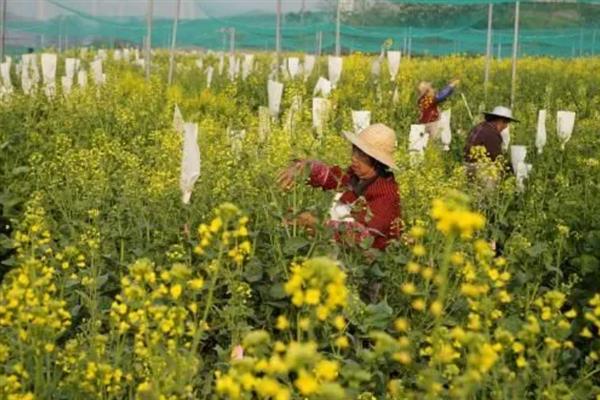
[
  {"xmin": 307, "ymin": 161, "xmax": 402, "ymax": 250},
  {"xmin": 418, "ymin": 84, "xmax": 454, "ymax": 124}
]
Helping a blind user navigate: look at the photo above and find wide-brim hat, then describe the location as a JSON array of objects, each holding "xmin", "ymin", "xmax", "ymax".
[
  {"xmin": 483, "ymin": 106, "xmax": 519, "ymax": 122},
  {"xmin": 343, "ymin": 123, "xmax": 399, "ymax": 171}
]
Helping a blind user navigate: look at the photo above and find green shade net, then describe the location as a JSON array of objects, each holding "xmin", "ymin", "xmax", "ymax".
[{"xmin": 5, "ymin": 0, "xmax": 599, "ymax": 58}]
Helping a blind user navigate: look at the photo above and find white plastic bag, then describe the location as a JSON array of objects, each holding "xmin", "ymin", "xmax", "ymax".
[
  {"xmin": 180, "ymin": 123, "xmax": 201, "ymax": 204},
  {"xmin": 371, "ymin": 57, "xmax": 381, "ymax": 77},
  {"xmin": 242, "ymin": 54, "xmax": 254, "ymax": 80},
  {"xmin": 510, "ymin": 145, "xmax": 527, "ymax": 175},
  {"xmin": 258, "ymin": 106, "xmax": 271, "ymax": 143},
  {"xmin": 229, "ymin": 128, "xmax": 246, "ymax": 159},
  {"xmin": 439, "ymin": 109, "xmax": 452, "ymax": 150},
  {"xmin": 227, "ymin": 55, "xmax": 237, "ymax": 81},
  {"xmin": 303, "ymin": 55, "xmax": 315, "ymax": 78},
  {"xmin": 173, "ymin": 104, "xmax": 184, "ymax": 135},
  {"xmin": 409, "ymin": 124, "xmax": 429, "ymax": 153},
  {"xmin": 77, "ymin": 69, "xmax": 88, "ymax": 87},
  {"xmin": 536, "ymin": 109, "xmax": 547, "ymax": 154},
  {"xmin": 205, "ymin": 66, "xmax": 214, "ymax": 88},
  {"xmin": 501, "ymin": 126, "xmax": 510, "ymax": 152},
  {"xmin": 511, "ymin": 145, "xmax": 531, "ymax": 191},
  {"xmin": 90, "ymin": 59, "xmax": 104, "ymax": 85},
  {"xmin": 41, "ymin": 53, "xmax": 57, "ymax": 97},
  {"xmin": 313, "ymin": 76, "xmax": 332, "ymax": 97},
  {"xmin": 65, "ymin": 58, "xmax": 78, "ymax": 80},
  {"xmin": 557, "ymin": 110, "xmax": 575, "ymax": 150},
  {"xmin": 351, "ymin": 110, "xmax": 371, "ymax": 133},
  {"xmin": 387, "ymin": 50, "xmax": 401, "ymax": 80},
  {"xmin": 1, "ymin": 61, "xmax": 12, "ymax": 91},
  {"xmin": 61, "ymin": 76, "xmax": 72, "ymax": 95},
  {"xmin": 218, "ymin": 53, "xmax": 225, "ymax": 75},
  {"xmin": 287, "ymin": 57, "xmax": 300, "ymax": 79},
  {"xmin": 327, "ymin": 56, "xmax": 342, "ymax": 87},
  {"xmin": 312, "ymin": 97, "xmax": 330, "ymax": 136},
  {"xmin": 267, "ymin": 79, "xmax": 284, "ymax": 117}
]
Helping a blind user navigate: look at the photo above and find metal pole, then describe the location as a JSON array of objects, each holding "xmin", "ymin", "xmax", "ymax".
[
  {"xmin": 497, "ymin": 42, "xmax": 501, "ymax": 59},
  {"xmin": 484, "ymin": 3, "xmax": 493, "ymax": 99},
  {"xmin": 335, "ymin": 0, "xmax": 341, "ymax": 56},
  {"xmin": 229, "ymin": 28, "xmax": 235, "ymax": 54},
  {"xmin": 145, "ymin": 0, "xmax": 154, "ymax": 80},
  {"xmin": 276, "ymin": 0, "xmax": 281, "ymax": 59},
  {"xmin": 301, "ymin": 0, "xmax": 305, "ymax": 25},
  {"xmin": 593, "ymin": 30, "xmax": 596, "ymax": 56},
  {"xmin": 510, "ymin": 1, "xmax": 520, "ymax": 109},
  {"xmin": 317, "ymin": 31, "xmax": 322, "ymax": 56},
  {"xmin": 0, "ymin": 0, "xmax": 7, "ymax": 62},
  {"xmin": 168, "ymin": 0, "xmax": 181, "ymax": 86},
  {"xmin": 579, "ymin": 28, "xmax": 583, "ymax": 57},
  {"xmin": 408, "ymin": 27, "xmax": 412, "ymax": 58}
]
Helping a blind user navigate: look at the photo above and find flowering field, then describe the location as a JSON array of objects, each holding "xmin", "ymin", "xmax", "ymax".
[{"xmin": 1, "ymin": 51, "xmax": 600, "ymax": 400}]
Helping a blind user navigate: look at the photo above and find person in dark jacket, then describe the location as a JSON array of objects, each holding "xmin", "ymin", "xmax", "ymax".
[
  {"xmin": 464, "ymin": 106, "xmax": 519, "ymax": 163},
  {"xmin": 278, "ymin": 124, "xmax": 402, "ymax": 250}
]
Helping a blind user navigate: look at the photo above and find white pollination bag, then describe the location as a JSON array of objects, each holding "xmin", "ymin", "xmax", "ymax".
[
  {"xmin": 312, "ymin": 97, "xmax": 330, "ymax": 137},
  {"xmin": 218, "ymin": 53, "xmax": 225, "ymax": 75},
  {"xmin": 180, "ymin": 123, "xmax": 201, "ymax": 204},
  {"xmin": 556, "ymin": 110, "xmax": 575, "ymax": 150},
  {"xmin": 228, "ymin": 55, "xmax": 237, "ymax": 81},
  {"xmin": 303, "ymin": 55, "xmax": 315, "ymax": 78},
  {"xmin": 123, "ymin": 48, "xmax": 131, "ymax": 62},
  {"xmin": 313, "ymin": 76, "xmax": 332, "ymax": 97},
  {"xmin": 387, "ymin": 50, "xmax": 401, "ymax": 80},
  {"xmin": 41, "ymin": 53, "xmax": 57, "ymax": 97},
  {"xmin": 285, "ymin": 95, "xmax": 302, "ymax": 133},
  {"xmin": 195, "ymin": 58, "xmax": 203, "ymax": 70},
  {"xmin": 229, "ymin": 128, "xmax": 246, "ymax": 159},
  {"xmin": 267, "ymin": 79, "xmax": 284, "ymax": 117},
  {"xmin": 535, "ymin": 109, "xmax": 547, "ymax": 154},
  {"xmin": 173, "ymin": 104, "xmax": 185, "ymax": 134},
  {"xmin": 500, "ymin": 126, "xmax": 510, "ymax": 152},
  {"xmin": 113, "ymin": 49, "xmax": 122, "ymax": 61},
  {"xmin": 61, "ymin": 76, "xmax": 72, "ymax": 95},
  {"xmin": 242, "ymin": 54, "xmax": 254, "ymax": 80},
  {"xmin": 90, "ymin": 59, "xmax": 104, "ymax": 85},
  {"xmin": 65, "ymin": 58, "xmax": 78, "ymax": 80},
  {"xmin": 510, "ymin": 145, "xmax": 532, "ymax": 191},
  {"xmin": 440, "ymin": 109, "xmax": 452, "ymax": 151},
  {"xmin": 287, "ymin": 57, "xmax": 300, "ymax": 79},
  {"xmin": 98, "ymin": 49, "xmax": 108, "ymax": 61},
  {"xmin": 327, "ymin": 56, "xmax": 342, "ymax": 87},
  {"xmin": 77, "ymin": 69, "xmax": 88, "ymax": 87},
  {"xmin": 205, "ymin": 66, "xmax": 214, "ymax": 88},
  {"xmin": 371, "ymin": 57, "xmax": 381, "ymax": 77},
  {"xmin": 351, "ymin": 111, "xmax": 371, "ymax": 133},
  {"xmin": 409, "ymin": 124, "xmax": 429, "ymax": 153},
  {"xmin": 1, "ymin": 60, "xmax": 12, "ymax": 92}
]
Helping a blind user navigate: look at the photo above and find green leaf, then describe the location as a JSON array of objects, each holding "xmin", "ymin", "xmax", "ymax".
[{"xmin": 282, "ymin": 236, "xmax": 310, "ymax": 255}]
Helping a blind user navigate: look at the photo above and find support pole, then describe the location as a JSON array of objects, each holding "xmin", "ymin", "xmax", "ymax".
[
  {"xmin": 335, "ymin": 0, "xmax": 341, "ymax": 56},
  {"xmin": 1, "ymin": 0, "xmax": 7, "ymax": 61},
  {"xmin": 229, "ymin": 28, "xmax": 235, "ymax": 54},
  {"xmin": 593, "ymin": 30, "xmax": 596, "ymax": 56},
  {"xmin": 484, "ymin": 3, "xmax": 493, "ymax": 100},
  {"xmin": 276, "ymin": 0, "xmax": 281, "ymax": 60},
  {"xmin": 145, "ymin": 0, "xmax": 154, "ymax": 80},
  {"xmin": 301, "ymin": 0, "xmax": 305, "ymax": 25},
  {"xmin": 317, "ymin": 31, "xmax": 322, "ymax": 56},
  {"xmin": 168, "ymin": 0, "xmax": 181, "ymax": 86},
  {"xmin": 510, "ymin": 1, "xmax": 519, "ymax": 109},
  {"xmin": 408, "ymin": 27, "xmax": 412, "ymax": 58}
]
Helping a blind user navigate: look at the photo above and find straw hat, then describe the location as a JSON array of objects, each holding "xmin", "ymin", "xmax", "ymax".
[
  {"xmin": 483, "ymin": 106, "xmax": 519, "ymax": 122},
  {"xmin": 343, "ymin": 124, "xmax": 398, "ymax": 170},
  {"xmin": 418, "ymin": 81, "xmax": 433, "ymax": 96}
]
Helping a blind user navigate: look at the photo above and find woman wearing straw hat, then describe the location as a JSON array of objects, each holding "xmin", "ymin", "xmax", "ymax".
[
  {"xmin": 278, "ymin": 124, "xmax": 402, "ymax": 250},
  {"xmin": 417, "ymin": 79, "xmax": 459, "ymax": 139},
  {"xmin": 464, "ymin": 106, "xmax": 519, "ymax": 164}
]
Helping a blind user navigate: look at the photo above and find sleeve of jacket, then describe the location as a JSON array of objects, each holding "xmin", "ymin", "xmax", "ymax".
[
  {"xmin": 435, "ymin": 85, "xmax": 454, "ymax": 103},
  {"xmin": 307, "ymin": 160, "xmax": 345, "ymax": 190}
]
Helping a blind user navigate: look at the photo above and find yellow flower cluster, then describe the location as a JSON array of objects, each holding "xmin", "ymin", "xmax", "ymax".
[
  {"xmin": 431, "ymin": 192, "xmax": 485, "ymax": 238},
  {"xmin": 283, "ymin": 257, "xmax": 348, "ymax": 323},
  {"xmin": 194, "ymin": 203, "xmax": 252, "ymax": 266},
  {"xmin": 215, "ymin": 331, "xmax": 345, "ymax": 400}
]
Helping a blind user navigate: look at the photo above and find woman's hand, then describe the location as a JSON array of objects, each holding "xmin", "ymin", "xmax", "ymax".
[
  {"xmin": 449, "ymin": 79, "xmax": 460, "ymax": 88},
  {"xmin": 277, "ymin": 160, "xmax": 307, "ymax": 190}
]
